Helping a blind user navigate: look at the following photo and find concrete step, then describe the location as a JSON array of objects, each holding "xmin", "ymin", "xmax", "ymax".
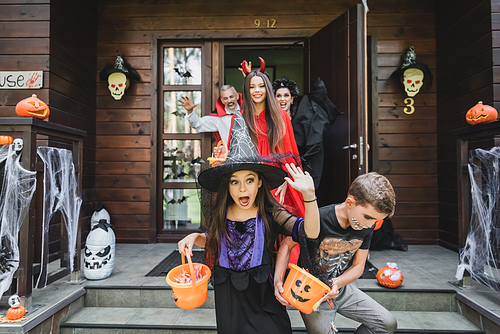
[
  {"xmin": 60, "ymin": 306, "xmax": 484, "ymax": 334},
  {"xmin": 84, "ymin": 285, "xmax": 460, "ymax": 312}
]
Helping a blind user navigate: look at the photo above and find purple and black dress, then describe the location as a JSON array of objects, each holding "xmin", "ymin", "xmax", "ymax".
[{"xmin": 213, "ymin": 209, "xmax": 303, "ymax": 334}]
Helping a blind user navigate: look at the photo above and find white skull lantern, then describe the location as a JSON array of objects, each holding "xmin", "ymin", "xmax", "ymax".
[
  {"xmin": 403, "ymin": 68, "xmax": 424, "ymax": 97},
  {"xmin": 84, "ymin": 220, "xmax": 116, "ymax": 280},
  {"xmin": 8, "ymin": 295, "xmax": 21, "ymax": 308},
  {"xmin": 107, "ymin": 72, "xmax": 129, "ymax": 100}
]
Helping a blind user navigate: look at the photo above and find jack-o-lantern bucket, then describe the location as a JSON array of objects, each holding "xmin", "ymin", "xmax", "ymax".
[
  {"xmin": 166, "ymin": 251, "xmax": 211, "ymax": 309},
  {"xmin": 281, "ymin": 264, "xmax": 330, "ymax": 314}
]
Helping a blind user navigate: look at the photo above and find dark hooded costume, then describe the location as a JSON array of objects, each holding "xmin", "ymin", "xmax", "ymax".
[{"xmin": 292, "ymin": 78, "xmax": 342, "ymax": 188}]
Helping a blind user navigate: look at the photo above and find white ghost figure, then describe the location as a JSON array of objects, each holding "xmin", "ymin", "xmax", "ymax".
[
  {"xmin": 107, "ymin": 72, "xmax": 129, "ymax": 100},
  {"xmin": 403, "ymin": 68, "xmax": 424, "ymax": 97},
  {"xmin": 8, "ymin": 294, "xmax": 21, "ymax": 308},
  {"xmin": 84, "ymin": 220, "xmax": 116, "ymax": 280}
]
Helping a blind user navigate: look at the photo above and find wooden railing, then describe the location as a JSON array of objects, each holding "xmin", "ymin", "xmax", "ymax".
[{"xmin": 0, "ymin": 118, "xmax": 86, "ymax": 309}]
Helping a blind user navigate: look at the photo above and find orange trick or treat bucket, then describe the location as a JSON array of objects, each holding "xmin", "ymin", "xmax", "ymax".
[
  {"xmin": 166, "ymin": 249, "xmax": 211, "ymax": 309},
  {"xmin": 281, "ymin": 264, "xmax": 330, "ymax": 314}
]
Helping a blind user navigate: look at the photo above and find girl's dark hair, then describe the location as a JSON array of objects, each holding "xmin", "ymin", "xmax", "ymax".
[
  {"xmin": 272, "ymin": 76, "xmax": 300, "ymax": 97},
  {"xmin": 203, "ymin": 171, "xmax": 282, "ymax": 268},
  {"xmin": 242, "ymin": 71, "xmax": 285, "ymax": 153}
]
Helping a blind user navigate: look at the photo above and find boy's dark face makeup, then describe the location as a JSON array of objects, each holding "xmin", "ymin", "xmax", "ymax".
[
  {"xmin": 348, "ymin": 201, "xmax": 386, "ymax": 231},
  {"xmin": 228, "ymin": 170, "xmax": 262, "ymax": 210}
]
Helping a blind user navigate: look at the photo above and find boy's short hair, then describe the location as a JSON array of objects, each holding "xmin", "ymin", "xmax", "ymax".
[{"xmin": 348, "ymin": 172, "xmax": 396, "ymax": 217}]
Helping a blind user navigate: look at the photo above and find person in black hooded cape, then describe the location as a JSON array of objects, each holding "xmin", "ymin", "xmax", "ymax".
[{"xmin": 292, "ymin": 78, "xmax": 342, "ymax": 189}]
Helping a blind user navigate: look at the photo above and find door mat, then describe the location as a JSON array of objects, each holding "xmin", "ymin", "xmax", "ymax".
[
  {"xmin": 360, "ymin": 260, "xmax": 378, "ymax": 279},
  {"xmin": 146, "ymin": 250, "xmax": 377, "ymax": 279},
  {"xmin": 146, "ymin": 250, "xmax": 205, "ymax": 277}
]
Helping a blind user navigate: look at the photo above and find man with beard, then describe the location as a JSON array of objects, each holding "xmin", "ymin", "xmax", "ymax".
[{"xmin": 178, "ymin": 85, "xmax": 242, "ymax": 145}]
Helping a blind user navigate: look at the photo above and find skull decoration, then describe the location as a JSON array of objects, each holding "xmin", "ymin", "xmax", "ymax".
[
  {"xmin": 99, "ymin": 54, "xmax": 140, "ymax": 101},
  {"xmin": 403, "ymin": 68, "xmax": 424, "ymax": 97},
  {"xmin": 8, "ymin": 295, "xmax": 20, "ymax": 308},
  {"xmin": 107, "ymin": 72, "xmax": 129, "ymax": 100},
  {"xmin": 84, "ymin": 219, "xmax": 116, "ymax": 280},
  {"xmin": 13, "ymin": 138, "xmax": 23, "ymax": 154},
  {"xmin": 392, "ymin": 46, "xmax": 433, "ymax": 99},
  {"xmin": 90, "ymin": 200, "xmax": 111, "ymax": 228}
]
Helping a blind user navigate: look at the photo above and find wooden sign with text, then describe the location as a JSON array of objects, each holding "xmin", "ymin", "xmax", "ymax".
[{"xmin": 0, "ymin": 71, "xmax": 43, "ymax": 89}]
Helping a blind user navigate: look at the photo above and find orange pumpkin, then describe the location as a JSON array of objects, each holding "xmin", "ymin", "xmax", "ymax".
[
  {"xmin": 6, "ymin": 306, "xmax": 25, "ymax": 320},
  {"xmin": 0, "ymin": 136, "xmax": 14, "ymax": 145},
  {"xmin": 15, "ymin": 94, "xmax": 50, "ymax": 119},
  {"xmin": 466, "ymin": 101, "xmax": 498, "ymax": 125},
  {"xmin": 376, "ymin": 263, "xmax": 404, "ymax": 288}
]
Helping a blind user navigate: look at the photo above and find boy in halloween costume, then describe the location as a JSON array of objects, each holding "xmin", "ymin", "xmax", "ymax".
[
  {"xmin": 177, "ymin": 85, "xmax": 242, "ymax": 146},
  {"xmin": 274, "ymin": 172, "xmax": 397, "ymax": 334}
]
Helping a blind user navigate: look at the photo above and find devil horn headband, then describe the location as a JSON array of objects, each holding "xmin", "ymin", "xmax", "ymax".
[{"xmin": 241, "ymin": 57, "xmax": 266, "ymax": 76}]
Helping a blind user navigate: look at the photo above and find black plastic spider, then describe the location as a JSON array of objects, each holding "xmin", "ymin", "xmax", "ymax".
[{"xmin": 0, "ymin": 247, "xmax": 17, "ymax": 274}]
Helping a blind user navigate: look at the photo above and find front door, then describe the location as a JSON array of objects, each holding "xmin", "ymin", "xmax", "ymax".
[{"xmin": 304, "ymin": 4, "xmax": 367, "ymax": 206}]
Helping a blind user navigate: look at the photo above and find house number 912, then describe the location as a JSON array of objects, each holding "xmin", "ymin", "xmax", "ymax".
[{"xmin": 254, "ymin": 19, "xmax": 277, "ymax": 28}]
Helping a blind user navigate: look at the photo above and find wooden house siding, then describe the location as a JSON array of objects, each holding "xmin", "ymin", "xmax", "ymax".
[
  {"xmin": 436, "ymin": 0, "xmax": 495, "ymax": 250},
  {"xmin": 0, "ymin": 0, "xmax": 97, "ymax": 257},
  {"xmin": 95, "ymin": 0, "xmax": 439, "ymax": 244}
]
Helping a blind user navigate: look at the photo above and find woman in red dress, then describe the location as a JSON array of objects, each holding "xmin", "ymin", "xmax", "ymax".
[{"xmin": 240, "ymin": 60, "xmax": 305, "ymax": 220}]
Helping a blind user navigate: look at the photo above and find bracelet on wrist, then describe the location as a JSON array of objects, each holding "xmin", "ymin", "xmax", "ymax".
[{"xmin": 303, "ymin": 197, "xmax": 317, "ymax": 203}]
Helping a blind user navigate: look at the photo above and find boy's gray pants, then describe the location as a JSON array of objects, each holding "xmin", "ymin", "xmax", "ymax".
[{"xmin": 300, "ymin": 284, "xmax": 397, "ymax": 334}]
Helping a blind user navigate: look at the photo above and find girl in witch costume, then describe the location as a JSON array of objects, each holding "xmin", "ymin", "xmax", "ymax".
[
  {"xmin": 178, "ymin": 112, "xmax": 320, "ymax": 334},
  {"xmin": 240, "ymin": 58, "xmax": 305, "ymax": 220}
]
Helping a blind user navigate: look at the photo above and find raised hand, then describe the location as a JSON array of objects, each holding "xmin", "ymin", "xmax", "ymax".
[
  {"xmin": 284, "ymin": 163, "xmax": 315, "ymax": 199},
  {"xmin": 177, "ymin": 96, "xmax": 198, "ymax": 114}
]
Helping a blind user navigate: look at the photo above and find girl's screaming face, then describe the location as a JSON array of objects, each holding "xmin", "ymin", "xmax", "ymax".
[{"xmin": 229, "ymin": 170, "xmax": 262, "ymax": 210}]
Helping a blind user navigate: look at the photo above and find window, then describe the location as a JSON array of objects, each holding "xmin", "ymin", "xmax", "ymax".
[{"xmin": 159, "ymin": 44, "xmax": 209, "ymax": 233}]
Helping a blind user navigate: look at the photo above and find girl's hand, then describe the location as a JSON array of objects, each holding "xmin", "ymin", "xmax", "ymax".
[
  {"xmin": 284, "ymin": 163, "xmax": 315, "ymax": 199},
  {"xmin": 274, "ymin": 278, "xmax": 293, "ymax": 307},
  {"xmin": 274, "ymin": 182, "xmax": 288, "ymax": 204},
  {"xmin": 178, "ymin": 233, "xmax": 199, "ymax": 256}
]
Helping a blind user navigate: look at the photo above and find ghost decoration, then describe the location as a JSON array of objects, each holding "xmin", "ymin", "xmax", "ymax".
[
  {"xmin": 392, "ymin": 46, "xmax": 433, "ymax": 98},
  {"xmin": 90, "ymin": 200, "xmax": 110, "ymax": 229},
  {"xmin": 99, "ymin": 54, "xmax": 140, "ymax": 100},
  {"xmin": 84, "ymin": 219, "xmax": 115, "ymax": 280}
]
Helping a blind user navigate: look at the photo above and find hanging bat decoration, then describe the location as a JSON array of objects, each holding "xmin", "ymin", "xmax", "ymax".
[
  {"xmin": 191, "ymin": 157, "xmax": 205, "ymax": 164},
  {"xmin": 174, "ymin": 67, "xmax": 193, "ymax": 78},
  {"xmin": 171, "ymin": 110, "xmax": 186, "ymax": 117}
]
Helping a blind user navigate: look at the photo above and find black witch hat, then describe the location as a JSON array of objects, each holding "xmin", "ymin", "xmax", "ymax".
[
  {"xmin": 391, "ymin": 46, "xmax": 433, "ymax": 89},
  {"xmin": 197, "ymin": 112, "xmax": 287, "ymax": 192},
  {"xmin": 99, "ymin": 55, "xmax": 141, "ymax": 82}
]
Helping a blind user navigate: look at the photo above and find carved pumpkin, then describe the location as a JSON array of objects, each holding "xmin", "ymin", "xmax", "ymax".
[
  {"xmin": 6, "ymin": 295, "xmax": 25, "ymax": 320},
  {"xmin": 15, "ymin": 94, "xmax": 50, "ymax": 119},
  {"xmin": 281, "ymin": 264, "xmax": 330, "ymax": 314},
  {"xmin": 0, "ymin": 136, "xmax": 14, "ymax": 145},
  {"xmin": 466, "ymin": 101, "xmax": 498, "ymax": 125},
  {"xmin": 376, "ymin": 263, "xmax": 404, "ymax": 288}
]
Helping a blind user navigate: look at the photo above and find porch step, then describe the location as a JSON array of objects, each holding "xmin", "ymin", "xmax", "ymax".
[
  {"xmin": 58, "ymin": 286, "xmax": 485, "ymax": 333},
  {"xmin": 60, "ymin": 307, "xmax": 483, "ymax": 334}
]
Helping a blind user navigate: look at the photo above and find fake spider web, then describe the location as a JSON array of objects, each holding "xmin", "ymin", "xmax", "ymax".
[
  {"xmin": 0, "ymin": 145, "xmax": 36, "ymax": 300},
  {"xmin": 36, "ymin": 147, "xmax": 82, "ymax": 289},
  {"xmin": 456, "ymin": 146, "xmax": 500, "ymax": 291}
]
